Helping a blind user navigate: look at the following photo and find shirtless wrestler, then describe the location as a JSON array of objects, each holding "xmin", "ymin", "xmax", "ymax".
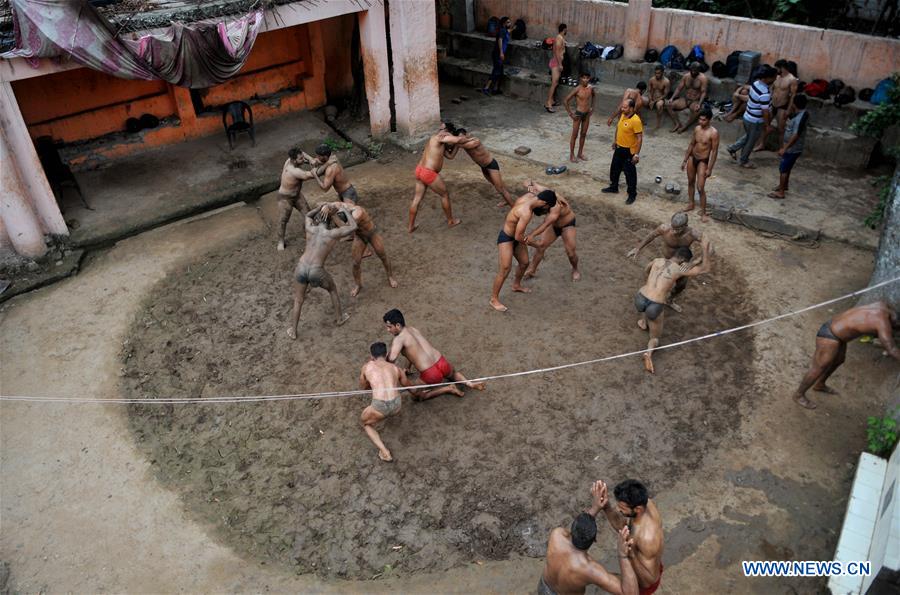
[
  {"xmin": 522, "ymin": 180, "xmax": 580, "ymax": 282},
  {"xmin": 666, "ymin": 63, "xmax": 708, "ymax": 133},
  {"xmin": 755, "ymin": 59, "xmax": 798, "ymax": 152},
  {"xmin": 286, "ymin": 203, "xmax": 357, "ymax": 338},
  {"xmin": 597, "ymin": 479, "xmax": 665, "ymax": 595},
  {"xmin": 359, "ymin": 341, "xmax": 415, "ymax": 462},
  {"xmin": 276, "ymin": 146, "xmax": 315, "ymax": 251},
  {"xmin": 384, "ymin": 309, "xmax": 485, "ymax": 399},
  {"xmin": 307, "ymin": 143, "xmax": 360, "ymax": 203},
  {"xmin": 635, "ymin": 239, "xmax": 712, "ymax": 373},
  {"xmin": 538, "ymin": 481, "xmax": 639, "ymax": 595},
  {"xmin": 320, "ymin": 201, "xmax": 397, "ymax": 297},
  {"xmin": 409, "ymin": 122, "xmax": 467, "ymax": 232},
  {"xmin": 646, "ymin": 65, "xmax": 671, "ymax": 130},
  {"xmin": 565, "ymin": 72, "xmax": 597, "ymax": 163},
  {"xmin": 608, "ymin": 82, "xmax": 647, "ymax": 125},
  {"xmin": 490, "ymin": 188, "xmax": 557, "ymax": 312},
  {"xmin": 791, "ymin": 301, "xmax": 900, "ymax": 409},
  {"xmin": 680, "ymin": 107, "xmax": 719, "ymax": 222},
  {"xmin": 627, "ymin": 211, "xmax": 703, "ymax": 311},
  {"xmin": 444, "ymin": 129, "xmax": 515, "ymax": 207}
]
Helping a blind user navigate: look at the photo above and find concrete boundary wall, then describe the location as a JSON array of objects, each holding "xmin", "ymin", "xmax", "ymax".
[{"xmin": 475, "ymin": 0, "xmax": 900, "ymax": 90}]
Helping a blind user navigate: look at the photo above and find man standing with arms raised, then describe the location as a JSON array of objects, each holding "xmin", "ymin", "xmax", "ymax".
[
  {"xmin": 596, "ymin": 480, "xmax": 664, "ymax": 595},
  {"xmin": 539, "ymin": 481, "xmax": 639, "ymax": 595},
  {"xmin": 602, "ymin": 99, "xmax": 643, "ymax": 205}
]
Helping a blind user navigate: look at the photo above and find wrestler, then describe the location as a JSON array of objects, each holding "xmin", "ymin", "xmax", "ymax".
[
  {"xmin": 320, "ymin": 201, "xmax": 397, "ymax": 297},
  {"xmin": 666, "ymin": 63, "xmax": 708, "ymax": 133},
  {"xmin": 755, "ymin": 59, "xmax": 798, "ymax": 152},
  {"xmin": 521, "ymin": 180, "xmax": 580, "ymax": 281},
  {"xmin": 490, "ymin": 188, "xmax": 557, "ymax": 312},
  {"xmin": 680, "ymin": 107, "xmax": 719, "ymax": 222},
  {"xmin": 276, "ymin": 146, "xmax": 315, "ymax": 251},
  {"xmin": 596, "ymin": 480, "xmax": 664, "ymax": 595},
  {"xmin": 409, "ymin": 122, "xmax": 467, "ymax": 232},
  {"xmin": 359, "ymin": 341, "xmax": 414, "ymax": 462},
  {"xmin": 544, "ymin": 23, "xmax": 568, "ymax": 112},
  {"xmin": 791, "ymin": 301, "xmax": 900, "ymax": 409},
  {"xmin": 286, "ymin": 203, "xmax": 357, "ymax": 339},
  {"xmin": 608, "ymin": 82, "xmax": 647, "ymax": 125},
  {"xmin": 646, "ymin": 65, "xmax": 671, "ymax": 130},
  {"xmin": 538, "ymin": 481, "xmax": 639, "ymax": 595},
  {"xmin": 722, "ymin": 84, "xmax": 749, "ymax": 123},
  {"xmin": 627, "ymin": 212, "xmax": 703, "ymax": 312},
  {"xmin": 307, "ymin": 143, "xmax": 360, "ymax": 203},
  {"xmin": 635, "ymin": 239, "xmax": 712, "ymax": 373},
  {"xmin": 383, "ymin": 309, "xmax": 485, "ymax": 399},
  {"xmin": 444, "ymin": 129, "xmax": 515, "ymax": 207},
  {"xmin": 565, "ymin": 72, "xmax": 597, "ymax": 163}
]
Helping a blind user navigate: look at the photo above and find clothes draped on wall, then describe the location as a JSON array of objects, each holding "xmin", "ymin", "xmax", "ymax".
[{"xmin": 1, "ymin": 0, "xmax": 264, "ymax": 87}]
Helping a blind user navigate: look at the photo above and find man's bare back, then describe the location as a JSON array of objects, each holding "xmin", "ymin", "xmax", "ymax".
[
  {"xmin": 362, "ymin": 359, "xmax": 405, "ymax": 401},
  {"xmin": 623, "ymin": 88, "xmax": 644, "ymax": 112},
  {"xmin": 389, "ymin": 325, "xmax": 442, "ymax": 372},
  {"xmin": 319, "ymin": 158, "xmax": 352, "ymax": 194},
  {"xmin": 502, "ymin": 194, "xmax": 539, "ymax": 237},
  {"xmin": 639, "ymin": 258, "xmax": 686, "ymax": 303},
  {"xmin": 299, "ymin": 204, "xmax": 357, "ymax": 267},
  {"xmin": 828, "ymin": 302, "xmax": 899, "ymax": 346},
  {"xmin": 460, "ymin": 136, "xmax": 493, "ymax": 167}
]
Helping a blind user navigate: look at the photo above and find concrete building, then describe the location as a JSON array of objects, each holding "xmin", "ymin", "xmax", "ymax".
[{"xmin": 0, "ymin": 0, "xmax": 441, "ymax": 259}]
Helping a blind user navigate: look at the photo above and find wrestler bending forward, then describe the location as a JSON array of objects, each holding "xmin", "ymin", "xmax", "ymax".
[{"xmin": 383, "ymin": 308, "xmax": 485, "ymax": 399}]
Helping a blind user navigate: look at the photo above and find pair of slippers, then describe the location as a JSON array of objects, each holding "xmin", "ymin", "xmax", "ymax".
[{"xmin": 545, "ymin": 165, "xmax": 568, "ymax": 175}]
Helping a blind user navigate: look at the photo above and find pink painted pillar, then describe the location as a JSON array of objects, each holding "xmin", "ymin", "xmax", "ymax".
[
  {"xmin": 388, "ymin": 0, "xmax": 441, "ymax": 137},
  {"xmin": 0, "ymin": 81, "xmax": 67, "ymax": 237},
  {"xmin": 358, "ymin": 4, "xmax": 392, "ymax": 136},
  {"xmin": 624, "ymin": 0, "xmax": 653, "ymax": 63},
  {"xmin": 0, "ymin": 125, "xmax": 47, "ymax": 258}
]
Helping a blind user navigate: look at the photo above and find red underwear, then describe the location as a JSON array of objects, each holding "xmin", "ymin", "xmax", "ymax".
[
  {"xmin": 639, "ymin": 563, "xmax": 663, "ymax": 595},
  {"xmin": 415, "ymin": 164, "xmax": 439, "ymax": 186},
  {"xmin": 420, "ymin": 355, "xmax": 453, "ymax": 385}
]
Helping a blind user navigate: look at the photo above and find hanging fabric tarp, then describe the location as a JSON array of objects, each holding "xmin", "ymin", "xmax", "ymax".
[{"xmin": 0, "ymin": 0, "xmax": 265, "ymax": 88}]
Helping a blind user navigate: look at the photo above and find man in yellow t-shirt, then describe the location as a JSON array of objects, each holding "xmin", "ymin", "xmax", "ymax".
[{"xmin": 602, "ymin": 99, "xmax": 643, "ymax": 205}]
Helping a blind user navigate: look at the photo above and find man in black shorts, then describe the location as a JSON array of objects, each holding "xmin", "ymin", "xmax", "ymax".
[
  {"xmin": 521, "ymin": 180, "xmax": 580, "ymax": 281},
  {"xmin": 444, "ymin": 129, "xmax": 515, "ymax": 207}
]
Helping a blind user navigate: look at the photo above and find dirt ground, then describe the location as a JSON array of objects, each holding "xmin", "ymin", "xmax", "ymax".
[
  {"xmin": 1, "ymin": 154, "xmax": 895, "ymax": 593},
  {"xmin": 122, "ymin": 177, "xmax": 758, "ymax": 579}
]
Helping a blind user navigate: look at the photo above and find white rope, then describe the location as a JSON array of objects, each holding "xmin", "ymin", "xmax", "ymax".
[{"xmin": 2, "ymin": 276, "xmax": 897, "ymax": 405}]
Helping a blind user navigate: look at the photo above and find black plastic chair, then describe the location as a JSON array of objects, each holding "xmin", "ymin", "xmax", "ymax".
[
  {"xmin": 35, "ymin": 136, "xmax": 92, "ymax": 210},
  {"xmin": 222, "ymin": 101, "xmax": 255, "ymax": 149}
]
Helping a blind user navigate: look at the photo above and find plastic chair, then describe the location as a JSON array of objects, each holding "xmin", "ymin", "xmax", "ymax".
[{"xmin": 222, "ymin": 101, "xmax": 255, "ymax": 149}]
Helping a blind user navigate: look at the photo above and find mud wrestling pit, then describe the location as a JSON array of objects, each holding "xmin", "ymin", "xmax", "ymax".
[{"xmin": 122, "ymin": 180, "xmax": 759, "ymax": 579}]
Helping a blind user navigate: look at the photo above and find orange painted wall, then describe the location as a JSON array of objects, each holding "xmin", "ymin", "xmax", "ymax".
[{"xmin": 10, "ymin": 23, "xmax": 329, "ymax": 165}]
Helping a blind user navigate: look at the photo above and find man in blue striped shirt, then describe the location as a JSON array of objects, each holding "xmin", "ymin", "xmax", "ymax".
[{"xmin": 727, "ymin": 65, "xmax": 777, "ymax": 169}]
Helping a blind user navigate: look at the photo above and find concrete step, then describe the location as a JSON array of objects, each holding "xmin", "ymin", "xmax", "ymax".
[
  {"xmin": 439, "ymin": 55, "xmax": 877, "ymax": 170},
  {"xmin": 443, "ymin": 30, "xmax": 879, "ymax": 132}
]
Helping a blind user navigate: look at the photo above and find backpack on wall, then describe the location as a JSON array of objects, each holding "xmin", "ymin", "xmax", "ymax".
[
  {"xmin": 858, "ymin": 87, "xmax": 874, "ymax": 102},
  {"xmin": 487, "ymin": 16, "xmax": 499, "ymax": 37},
  {"xmin": 659, "ymin": 45, "xmax": 678, "ymax": 66},
  {"xmin": 604, "ymin": 44, "xmax": 624, "ymax": 60},
  {"xmin": 804, "ymin": 79, "xmax": 829, "ymax": 98},
  {"xmin": 724, "ymin": 51, "xmax": 742, "ymax": 78},
  {"xmin": 711, "ymin": 60, "xmax": 727, "ymax": 78},
  {"xmin": 833, "ymin": 86, "xmax": 856, "ymax": 106},
  {"xmin": 580, "ymin": 42, "xmax": 601, "ymax": 59},
  {"xmin": 644, "ymin": 48, "xmax": 659, "ymax": 63},
  {"xmin": 826, "ymin": 79, "xmax": 845, "ymax": 98},
  {"xmin": 511, "ymin": 18, "xmax": 527, "ymax": 40},
  {"xmin": 686, "ymin": 44, "xmax": 704, "ymax": 64},
  {"xmin": 870, "ymin": 77, "xmax": 895, "ymax": 105}
]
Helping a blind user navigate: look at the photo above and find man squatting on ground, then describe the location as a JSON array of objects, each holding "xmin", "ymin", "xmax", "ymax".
[
  {"xmin": 384, "ymin": 309, "xmax": 485, "ymax": 399},
  {"xmin": 627, "ymin": 211, "xmax": 703, "ymax": 312},
  {"xmin": 635, "ymin": 238, "xmax": 713, "ymax": 373},
  {"xmin": 444, "ymin": 128, "xmax": 515, "ymax": 207},
  {"xmin": 545, "ymin": 23, "xmax": 567, "ymax": 113},
  {"xmin": 565, "ymin": 71, "xmax": 596, "ymax": 163},
  {"xmin": 276, "ymin": 146, "xmax": 315, "ymax": 251},
  {"xmin": 597, "ymin": 479, "xmax": 665, "ymax": 595},
  {"xmin": 521, "ymin": 180, "xmax": 580, "ymax": 282},
  {"xmin": 539, "ymin": 481, "xmax": 639, "ymax": 595},
  {"xmin": 409, "ymin": 122, "xmax": 467, "ymax": 232},
  {"xmin": 646, "ymin": 65, "xmax": 670, "ymax": 130},
  {"xmin": 680, "ymin": 107, "xmax": 719, "ymax": 222},
  {"xmin": 602, "ymin": 99, "xmax": 643, "ymax": 205},
  {"xmin": 490, "ymin": 187, "xmax": 558, "ymax": 312},
  {"xmin": 666, "ymin": 62, "xmax": 708, "ymax": 133},
  {"xmin": 318, "ymin": 201, "xmax": 397, "ymax": 296},
  {"xmin": 791, "ymin": 301, "xmax": 900, "ymax": 409},
  {"xmin": 359, "ymin": 341, "xmax": 414, "ymax": 462},
  {"xmin": 768, "ymin": 94, "xmax": 809, "ymax": 200},
  {"xmin": 286, "ymin": 203, "xmax": 357, "ymax": 338}
]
